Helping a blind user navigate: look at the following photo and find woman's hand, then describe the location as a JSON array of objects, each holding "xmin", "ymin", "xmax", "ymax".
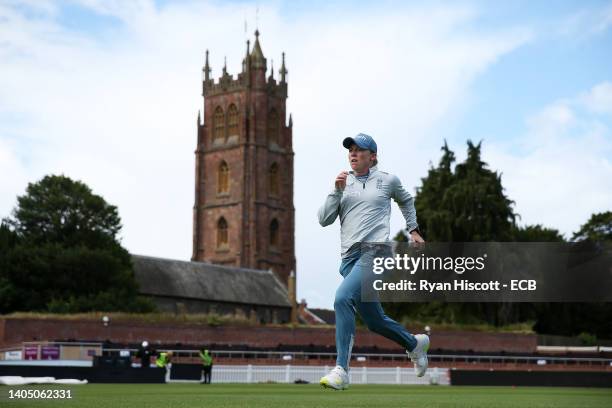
[
  {"xmin": 410, "ymin": 230, "xmax": 425, "ymax": 243},
  {"xmin": 335, "ymin": 171, "xmax": 349, "ymax": 190}
]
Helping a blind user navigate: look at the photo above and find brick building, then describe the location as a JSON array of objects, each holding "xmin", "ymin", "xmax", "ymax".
[
  {"xmin": 192, "ymin": 30, "xmax": 296, "ymax": 288},
  {"xmin": 130, "ymin": 32, "xmax": 298, "ymax": 323},
  {"xmin": 132, "ymin": 255, "xmax": 292, "ymax": 323}
]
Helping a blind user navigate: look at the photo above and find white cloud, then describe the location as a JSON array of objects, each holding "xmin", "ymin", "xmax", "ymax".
[
  {"xmin": 585, "ymin": 2, "xmax": 612, "ymax": 34},
  {"xmin": 0, "ymin": 1, "xmax": 533, "ymax": 308},
  {"xmin": 0, "ymin": 138, "xmax": 30, "ymax": 219},
  {"xmin": 556, "ymin": 2, "xmax": 612, "ymax": 41},
  {"xmin": 486, "ymin": 82, "xmax": 612, "ymax": 239},
  {"xmin": 524, "ymin": 101, "xmax": 575, "ymax": 143},
  {"xmin": 580, "ymin": 81, "xmax": 612, "ymax": 114}
]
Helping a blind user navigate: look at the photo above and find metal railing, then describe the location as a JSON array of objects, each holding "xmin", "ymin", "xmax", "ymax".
[
  {"xmin": 2, "ymin": 341, "xmax": 610, "ymax": 369},
  {"xmin": 168, "ymin": 365, "xmax": 450, "ymax": 385},
  {"xmin": 103, "ymin": 348, "xmax": 612, "ymax": 368}
]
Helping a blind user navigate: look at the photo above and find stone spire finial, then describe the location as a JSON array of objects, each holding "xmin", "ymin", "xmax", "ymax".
[
  {"xmin": 280, "ymin": 52, "xmax": 287, "ymax": 83},
  {"xmin": 242, "ymin": 39, "xmax": 251, "ymax": 73},
  {"xmin": 250, "ymin": 30, "xmax": 266, "ymax": 69},
  {"xmin": 268, "ymin": 59, "xmax": 275, "ymax": 81},
  {"xmin": 203, "ymin": 49, "xmax": 211, "ymax": 81}
]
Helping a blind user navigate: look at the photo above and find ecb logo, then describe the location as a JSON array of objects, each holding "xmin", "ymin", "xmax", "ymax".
[{"xmin": 510, "ymin": 280, "xmax": 537, "ymax": 291}]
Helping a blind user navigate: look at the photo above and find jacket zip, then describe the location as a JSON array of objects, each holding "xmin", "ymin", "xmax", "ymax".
[{"xmin": 351, "ymin": 168, "xmax": 374, "ymax": 189}]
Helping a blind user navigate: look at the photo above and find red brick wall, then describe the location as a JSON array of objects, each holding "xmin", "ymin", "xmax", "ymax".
[{"xmin": 0, "ymin": 318, "xmax": 537, "ymax": 353}]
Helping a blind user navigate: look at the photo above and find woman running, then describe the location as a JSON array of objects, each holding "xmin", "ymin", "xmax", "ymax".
[{"xmin": 318, "ymin": 133, "xmax": 430, "ymax": 390}]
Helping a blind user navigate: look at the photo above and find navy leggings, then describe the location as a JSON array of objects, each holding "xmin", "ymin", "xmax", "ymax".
[{"xmin": 334, "ymin": 248, "xmax": 417, "ymax": 371}]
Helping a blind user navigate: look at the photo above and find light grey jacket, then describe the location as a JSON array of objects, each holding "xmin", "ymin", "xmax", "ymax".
[{"xmin": 318, "ymin": 165, "xmax": 419, "ymax": 258}]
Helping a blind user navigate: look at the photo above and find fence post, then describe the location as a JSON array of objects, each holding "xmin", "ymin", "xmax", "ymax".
[
  {"xmin": 396, "ymin": 366, "xmax": 401, "ymax": 384},
  {"xmin": 285, "ymin": 364, "xmax": 291, "ymax": 383},
  {"xmin": 361, "ymin": 366, "xmax": 367, "ymax": 384},
  {"xmin": 247, "ymin": 364, "xmax": 253, "ymax": 383}
]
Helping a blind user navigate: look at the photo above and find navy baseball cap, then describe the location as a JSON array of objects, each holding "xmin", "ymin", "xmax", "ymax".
[{"xmin": 342, "ymin": 133, "xmax": 377, "ymax": 153}]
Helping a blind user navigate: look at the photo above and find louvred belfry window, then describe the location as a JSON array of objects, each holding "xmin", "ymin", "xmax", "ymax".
[
  {"xmin": 269, "ymin": 163, "xmax": 279, "ymax": 196},
  {"xmin": 267, "ymin": 109, "xmax": 279, "ymax": 146},
  {"xmin": 218, "ymin": 161, "xmax": 229, "ymax": 194},
  {"xmin": 270, "ymin": 219, "xmax": 279, "ymax": 248},
  {"xmin": 227, "ymin": 104, "xmax": 239, "ymax": 137},
  {"xmin": 213, "ymin": 106, "xmax": 225, "ymax": 142},
  {"xmin": 217, "ymin": 217, "xmax": 228, "ymax": 248}
]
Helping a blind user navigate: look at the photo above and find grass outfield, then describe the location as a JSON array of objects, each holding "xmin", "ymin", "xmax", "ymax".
[{"xmin": 2, "ymin": 384, "xmax": 612, "ymax": 408}]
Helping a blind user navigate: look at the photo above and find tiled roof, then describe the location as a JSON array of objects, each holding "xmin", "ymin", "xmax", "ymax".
[{"xmin": 132, "ymin": 254, "xmax": 290, "ymax": 308}]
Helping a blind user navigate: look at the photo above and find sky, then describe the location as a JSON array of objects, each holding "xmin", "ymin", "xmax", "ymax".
[{"xmin": 1, "ymin": 0, "xmax": 611, "ymax": 309}]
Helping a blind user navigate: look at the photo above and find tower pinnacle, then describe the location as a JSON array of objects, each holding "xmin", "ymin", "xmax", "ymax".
[
  {"xmin": 280, "ymin": 52, "xmax": 287, "ymax": 83},
  {"xmin": 250, "ymin": 30, "xmax": 266, "ymax": 69},
  {"xmin": 203, "ymin": 49, "xmax": 211, "ymax": 81},
  {"xmin": 269, "ymin": 59, "xmax": 275, "ymax": 81}
]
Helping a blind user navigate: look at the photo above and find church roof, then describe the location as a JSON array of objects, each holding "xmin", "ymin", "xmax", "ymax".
[{"xmin": 132, "ymin": 254, "xmax": 291, "ymax": 308}]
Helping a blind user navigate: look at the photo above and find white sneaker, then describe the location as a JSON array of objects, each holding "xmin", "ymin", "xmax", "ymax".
[
  {"xmin": 319, "ymin": 365, "xmax": 349, "ymax": 390},
  {"xmin": 407, "ymin": 334, "xmax": 430, "ymax": 377}
]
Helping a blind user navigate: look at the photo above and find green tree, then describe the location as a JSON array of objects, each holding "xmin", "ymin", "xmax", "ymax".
[
  {"xmin": 390, "ymin": 142, "xmax": 612, "ymax": 337},
  {"xmin": 512, "ymin": 224, "xmax": 565, "ymax": 242},
  {"xmin": 506, "ymin": 224, "xmax": 567, "ymax": 332},
  {"xmin": 389, "ymin": 141, "xmax": 519, "ymax": 326},
  {"xmin": 571, "ymin": 211, "xmax": 612, "ymax": 242},
  {"xmin": 0, "ymin": 222, "xmax": 19, "ymax": 311},
  {"xmin": 412, "ymin": 140, "xmax": 517, "ymax": 242},
  {"xmin": 6, "ymin": 174, "xmax": 122, "ymax": 248},
  {"xmin": 533, "ymin": 211, "xmax": 612, "ymax": 339},
  {"xmin": 0, "ymin": 175, "xmax": 154, "ymax": 313},
  {"xmin": 409, "ymin": 141, "xmax": 456, "ymax": 241},
  {"xmin": 389, "ymin": 141, "xmax": 569, "ymax": 328}
]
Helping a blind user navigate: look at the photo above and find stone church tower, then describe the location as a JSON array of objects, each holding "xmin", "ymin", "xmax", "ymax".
[{"xmin": 192, "ymin": 31, "xmax": 296, "ymax": 287}]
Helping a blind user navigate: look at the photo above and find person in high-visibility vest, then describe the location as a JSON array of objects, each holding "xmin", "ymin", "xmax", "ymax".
[
  {"xmin": 199, "ymin": 348, "xmax": 213, "ymax": 384},
  {"xmin": 156, "ymin": 351, "xmax": 172, "ymax": 368}
]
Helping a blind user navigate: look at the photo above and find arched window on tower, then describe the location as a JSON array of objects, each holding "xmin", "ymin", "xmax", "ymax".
[
  {"xmin": 270, "ymin": 219, "xmax": 279, "ymax": 249},
  {"xmin": 217, "ymin": 161, "xmax": 229, "ymax": 195},
  {"xmin": 217, "ymin": 217, "xmax": 228, "ymax": 249},
  {"xmin": 269, "ymin": 162, "xmax": 279, "ymax": 197},
  {"xmin": 267, "ymin": 109, "xmax": 279, "ymax": 146},
  {"xmin": 227, "ymin": 104, "xmax": 239, "ymax": 138},
  {"xmin": 213, "ymin": 106, "xmax": 225, "ymax": 143}
]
